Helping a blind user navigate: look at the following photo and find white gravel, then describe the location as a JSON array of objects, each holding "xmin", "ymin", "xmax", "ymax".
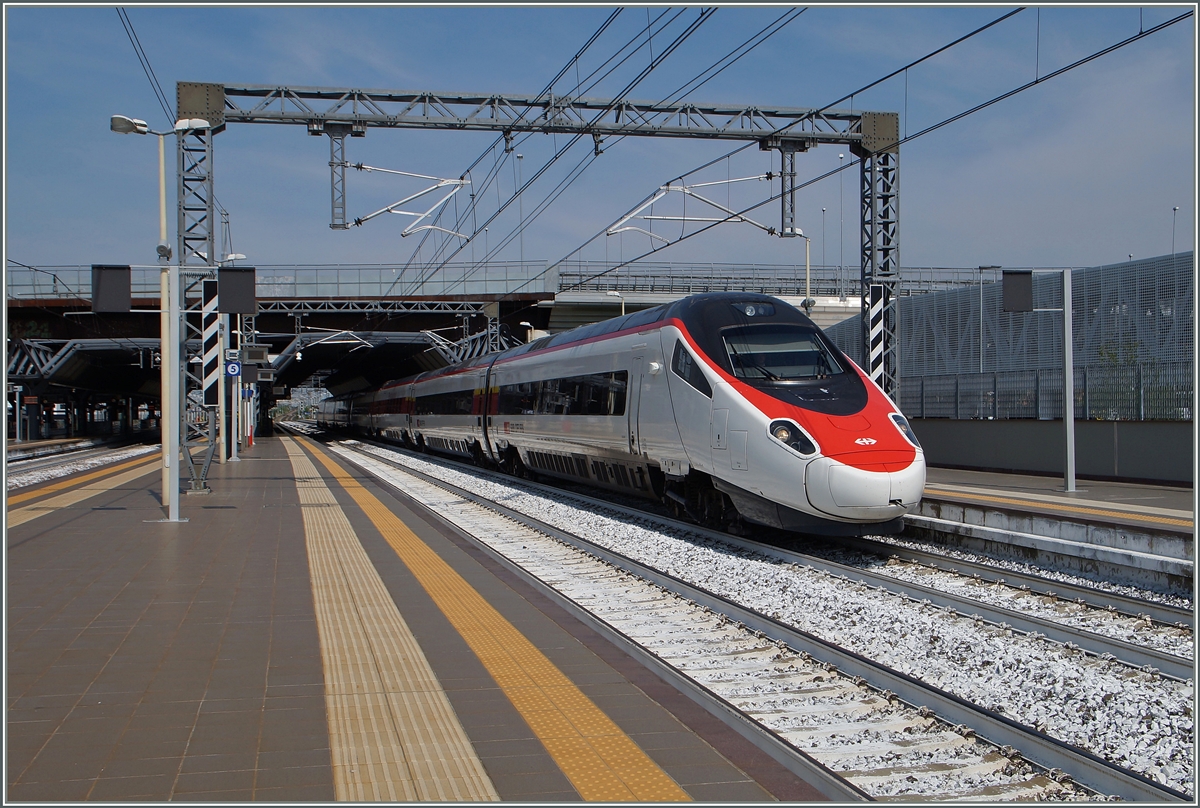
[
  {"xmin": 5, "ymin": 445, "xmax": 160, "ymax": 490},
  {"xmin": 341, "ymin": 440, "xmax": 1195, "ymax": 796},
  {"xmin": 829, "ymin": 552, "xmax": 1195, "ymax": 660},
  {"xmin": 870, "ymin": 534, "xmax": 1194, "ymax": 610}
]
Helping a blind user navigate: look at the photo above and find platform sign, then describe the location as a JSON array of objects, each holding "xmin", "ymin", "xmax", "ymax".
[{"xmin": 225, "ymin": 361, "xmax": 242, "ymax": 377}]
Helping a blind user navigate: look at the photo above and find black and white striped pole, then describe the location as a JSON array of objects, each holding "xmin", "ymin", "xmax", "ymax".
[{"xmin": 867, "ymin": 284, "xmax": 887, "ymax": 388}]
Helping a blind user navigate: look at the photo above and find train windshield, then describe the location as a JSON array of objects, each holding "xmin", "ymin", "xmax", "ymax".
[{"xmin": 721, "ymin": 324, "xmax": 845, "ymax": 381}]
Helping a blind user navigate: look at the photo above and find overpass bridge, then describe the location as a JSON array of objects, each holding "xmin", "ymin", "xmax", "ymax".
[{"xmin": 6, "ymin": 258, "xmax": 989, "ymax": 440}]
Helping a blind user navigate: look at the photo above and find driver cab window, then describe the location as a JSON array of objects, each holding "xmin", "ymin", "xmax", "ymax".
[{"xmin": 672, "ymin": 341, "xmax": 713, "ymax": 397}]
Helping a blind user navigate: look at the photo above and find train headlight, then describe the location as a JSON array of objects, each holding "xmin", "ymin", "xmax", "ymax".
[
  {"xmin": 769, "ymin": 419, "xmax": 817, "ymax": 456},
  {"xmin": 890, "ymin": 413, "xmax": 922, "ymax": 448}
]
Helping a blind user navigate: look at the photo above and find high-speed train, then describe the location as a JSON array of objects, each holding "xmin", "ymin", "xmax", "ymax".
[{"xmin": 318, "ymin": 292, "xmax": 925, "ymax": 536}]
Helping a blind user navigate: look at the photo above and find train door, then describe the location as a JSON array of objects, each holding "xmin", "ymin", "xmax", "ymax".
[
  {"xmin": 628, "ymin": 355, "xmax": 644, "ymax": 455},
  {"xmin": 480, "ymin": 361, "xmax": 499, "ymax": 464},
  {"xmin": 665, "ymin": 337, "xmax": 715, "ymax": 473}
]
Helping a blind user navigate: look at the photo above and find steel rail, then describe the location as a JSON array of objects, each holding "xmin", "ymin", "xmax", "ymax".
[
  {"xmin": 340, "ymin": 435, "xmax": 1192, "ymax": 678},
  {"xmin": 330, "ymin": 437, "xmax": 1188, "ymax": 802},
  {"xmin": 841, "ymin": 535, "xmax": 1193, "ymax": 627}
]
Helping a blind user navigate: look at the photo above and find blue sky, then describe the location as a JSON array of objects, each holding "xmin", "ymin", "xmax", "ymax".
[{"xmin": 4, "ymin": 5, "xmax": 1195, "ymax": 278}]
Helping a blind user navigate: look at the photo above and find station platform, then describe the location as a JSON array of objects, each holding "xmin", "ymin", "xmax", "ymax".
[
  {"xmin": 922, "ymin": 466, "xmax": 1194, "ymax": 534},
  {"xmin": 6, "ymin": 433, "xmax": 824, "ymax": 802}
]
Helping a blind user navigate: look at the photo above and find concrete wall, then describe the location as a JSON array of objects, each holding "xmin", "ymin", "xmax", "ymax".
[{"xmin": 909, "ymin": 419, "xmax": 1194, "ymax": 485}]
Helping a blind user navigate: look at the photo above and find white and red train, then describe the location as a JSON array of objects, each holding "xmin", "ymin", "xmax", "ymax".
[{"xmin": 317, "ymin": 292, "xmax": 925, "ymax": 536}]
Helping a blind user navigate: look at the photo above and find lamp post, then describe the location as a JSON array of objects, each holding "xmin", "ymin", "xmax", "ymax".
[
  {"xmin": 111, "ymin": 114, "xmax": 209, "ymax": 522},
  {"xmin": 607, "ymin": 290, "xmax": 625, "ymax": 316},
  {"xmin": 1172, "ymin": 206, "xmax": 1179, "ymax": 256},
  {"xmin": 821, "ymin": 207, "xmax": 826, "ymax": 276},
  {"xmin": 797, "ymin": 232, "xmax": 814, "ymax": 317},
  {"xmin": 838, "ymin": 153, "xmax": 845, "ymax": 301}
]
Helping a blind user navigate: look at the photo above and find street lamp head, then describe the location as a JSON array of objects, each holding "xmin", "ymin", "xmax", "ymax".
[
  {"xmin": 1174, "ymin": 206, "xmax": 1180, "ymax": 212},
  {"xmin": 221, "ymin": 253, "xmax": 246, "ymax": 265},
  {"xmin": 111, "ymin": 114, "xmax": 148, "ymax": 135},
  {"xmin": 838, "ymin": 153, "xmax": 844, "ymax": 160},
  {"xmin": 174, "ymin": 118, "xmax": 212, "ymax": 132},
  {"xmin": 607, "ymin": 290, "xmax": 622, "ymax": 298}
]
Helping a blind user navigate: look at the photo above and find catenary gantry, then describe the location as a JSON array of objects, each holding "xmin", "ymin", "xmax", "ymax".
[{"xmin": 174, "ymin": 81, "xmax": 901, "ymax": 392}]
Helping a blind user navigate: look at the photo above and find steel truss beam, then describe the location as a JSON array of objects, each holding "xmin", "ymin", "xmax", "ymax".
[
  {"xmin": 220, "ymin": 85, "xmax": 868, "ymax": 144},
  {"xmin": 254, "ymin": 298, "xmax": 494, "ymax": 315}
]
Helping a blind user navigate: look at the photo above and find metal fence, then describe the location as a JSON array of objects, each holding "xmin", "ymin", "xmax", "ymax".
[
  {"xmin": 825, "ymin": 253, "xmax": 1194, "ymax": 422},
  {"xmin": 903, "ymin": 361, "xmax": 1193, "ymax": 421}
]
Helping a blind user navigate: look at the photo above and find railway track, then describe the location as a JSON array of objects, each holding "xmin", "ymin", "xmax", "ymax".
[
  {"xmin": 302, "ymin": 430, "xmax": 1191, "ymax": 801},
  {"xmin": 4, "ymin": 443, "xmax": 159, "ymax": 489}
]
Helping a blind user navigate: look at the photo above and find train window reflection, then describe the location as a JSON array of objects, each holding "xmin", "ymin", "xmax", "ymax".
[
  {"xmin": 722, "ymin": 324, "xmax": 844, "ymax": 381},
  {"xmin": 496, "ymin": 372, "xmax": 627, "ymax": 416}
]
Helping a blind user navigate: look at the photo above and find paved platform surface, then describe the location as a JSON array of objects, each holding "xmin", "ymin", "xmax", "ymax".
[
  {"xmin": 6, "ymin": 434, "xmax": 826, "ymax": 802},
  {"xmin": 924, "ymin": 466, "xmax": 1194, "ymax": 534}
]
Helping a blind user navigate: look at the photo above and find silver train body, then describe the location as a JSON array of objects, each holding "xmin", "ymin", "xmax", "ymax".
[{"xmin": 318, "ymin": 293, "xmax": 925, "ymax": 535}]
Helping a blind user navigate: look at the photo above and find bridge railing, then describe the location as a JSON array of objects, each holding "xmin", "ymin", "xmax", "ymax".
[
  {"xmin": 4, "ymin": 262, "xmax": 557, "ymax": 301},
  {"xmin": 7, "ymin": 261, "xmax": 997, "ymax": 302}
]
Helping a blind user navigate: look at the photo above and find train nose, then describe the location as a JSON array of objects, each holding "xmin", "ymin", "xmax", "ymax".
[{"xmin": 804, "ymin": 455, "xmax": 925, "ymax": 521}]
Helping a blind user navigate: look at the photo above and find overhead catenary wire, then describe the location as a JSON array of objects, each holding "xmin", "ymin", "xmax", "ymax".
[
  {"xmin": 372, "ymin": 8, "xmax": 637, "ymax": 297},
  {"xmin": 497, "ymin": 6, "xmax": 1035, "ymax": 297},
  {"xmin": 390, "ymin": 8, "xmax": 718, "ymax": 297},
  {"xmin": 400, "ymin": 8, "xmax": 688, "ymax": 283},
  {"xmin": 542, "ymin": 7, "xmax": 1190, "ymax": 298},
  {"xmin": 423, "ymin": 5, "xmax": 801, "ymax": 297},
  {"xmin": 115, "ymin": 7, "xmax": 173, "ymax": 127}
]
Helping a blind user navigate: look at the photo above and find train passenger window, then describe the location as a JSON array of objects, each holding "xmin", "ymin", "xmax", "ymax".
[
  {"xmin": 495, "ymin": 372, "xmax": 627, "ymax": 416},
  {"xmin": 413, "ymin": 389, "xmax": 474, "ymax": 416},
  {"xmin": 721, "ymin": 324, "xmax": 844, "ymax": 381},
  {"xmin": 672, "ymin": 342, "xmax": 713, "ymax": 397}
]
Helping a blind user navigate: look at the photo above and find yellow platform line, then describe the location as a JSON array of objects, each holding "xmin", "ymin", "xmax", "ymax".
[
  {"xmin": 924, "ymin": 487, "xmax": 1194, "ymax": 529},
  {"xmin": 297, "ymin": 436, "xmax": 691, "ymax": 803},
  {"xmin": 6, "ymin": 460, "xmax": 161, "ymax": 528},
  {"xmin": 7, "ymin": 453, "xmax": 159, "ymax": 506},
  {"xmin": 281, "ymin": 438, "xmax": 498, "ymax": 802}
]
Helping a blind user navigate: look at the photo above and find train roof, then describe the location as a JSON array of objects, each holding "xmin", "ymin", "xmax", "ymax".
[{"xmin": 356, "ymin": 292, "xmax": 811, "ymax": 398}]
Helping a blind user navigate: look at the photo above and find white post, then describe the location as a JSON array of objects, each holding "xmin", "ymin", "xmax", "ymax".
[
  {"xmin": 218, "ymin": 314, "xmax": 227, "ymax": 464},
  {"xmin": 14, "ymin": 385, "xmax": 23, "ymax": 443},
  {"xmin": 1063, "ymin": 268, "xmax": 1076, "ymax": 492},
  {"xmin": 804, "ymin": 236, "xmax": 811, "ymax": 315},
  {"xmin": 166, "ymin": 263, "xmax": 182, "ymax": 519}
]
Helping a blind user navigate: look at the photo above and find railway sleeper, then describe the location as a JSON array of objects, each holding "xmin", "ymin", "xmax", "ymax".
[
  {"xmin": 923, "ymin": 776, "xmax": 1065, "ymax": 802},
  {"xmin": 832, "ymin": 752, "xmax": 1012, "ymax": 786},
  {"xmin": 777, "ymin": 715, "xmax": 933, "ymax": 740},
  {"xmin": 805, "ymin": 731, "xmax": 977, "ymax": 759},
  {"xmin": 748, "ymin": 695, "xmax": 894, "ymax": 720}
]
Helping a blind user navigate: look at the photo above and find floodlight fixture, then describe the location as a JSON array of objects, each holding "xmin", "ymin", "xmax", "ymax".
[
  {"xmin": 174, "ymin": 118, "xmax": 212, "ymax": 132},
  {"xmin": 111, "ymin": 115, "xmax": 149, "ymax": 135}
]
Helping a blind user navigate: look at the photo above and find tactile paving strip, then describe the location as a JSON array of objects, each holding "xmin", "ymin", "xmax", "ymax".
[
  {"xmin": 282, "ymin": 438, "xmax": 498, "ymax": 801},
  {"xmin": 300, "ymin": 436, "xmax": 692, "ymax": 802}
]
